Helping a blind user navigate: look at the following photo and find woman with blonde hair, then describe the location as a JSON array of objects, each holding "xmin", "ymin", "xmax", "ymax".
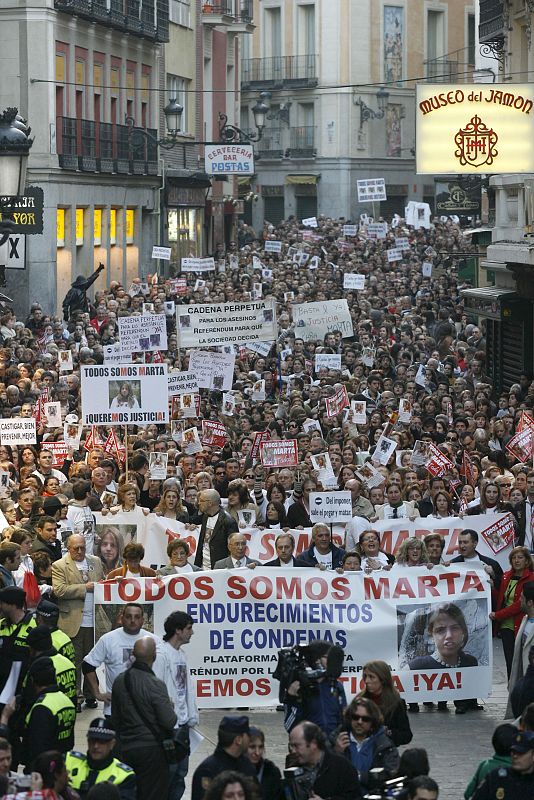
[
  {"xmin": 154, "ymin": 484, "xmax": 189, "ymax": 522},
  {"xmin": 108, "ymin": 481, "xmax": 149, "ymax": 516},
  {"xmin": 395, "ymin": 537, "xmax": 430, "ymax": 567},
  {"xmin": 94, "ymin": 525, "xmax": 124, "ymax": 576}
]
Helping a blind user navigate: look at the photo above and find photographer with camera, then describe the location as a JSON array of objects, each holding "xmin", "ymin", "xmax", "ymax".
[
  {"xmin": 286, "ymin": 721, "xmax": 362, "ymax": 800},
  {"xmin": 333, "ymin": 698, "xmax": 399, "ymax": 791},
  {"xmin": 279, "ymin": 641, "xmax": 347, "ymax": 738}
]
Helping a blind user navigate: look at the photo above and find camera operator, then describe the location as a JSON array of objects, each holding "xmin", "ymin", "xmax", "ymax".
[
  {"xmin": 283, "ymin": 641, "xmax": 347, "ymax": 737},
  {"xmin": 287, "ymin": 721, "xmax": 362, "ymax": 800}
]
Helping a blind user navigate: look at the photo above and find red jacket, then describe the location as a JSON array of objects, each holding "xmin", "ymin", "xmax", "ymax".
[{"xmin": 493, "ymin": 568, "xmax": 534, "ymax": 635}]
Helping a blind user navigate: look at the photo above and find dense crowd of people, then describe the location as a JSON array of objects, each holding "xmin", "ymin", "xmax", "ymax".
[{"xmin": 0, "ymin": 211, "xmax": 533, "ymax": 798}]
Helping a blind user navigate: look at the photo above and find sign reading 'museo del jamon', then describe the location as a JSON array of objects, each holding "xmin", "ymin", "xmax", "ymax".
[{"xmin": 416, "ymin": 84, "xmax": 534, "ymax": 174}]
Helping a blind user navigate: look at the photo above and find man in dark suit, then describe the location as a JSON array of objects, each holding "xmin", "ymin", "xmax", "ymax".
[
  {"xmin": 451, "ymin": 529, "xmax": 503, "ymax": 592},
  {"xmin": 265, "ymin": 533, "xmax": 296, "ymax": 567},
  {"xmin": 193, "ymin": 489, "xmax": 238, "ymax": 569},
  {"xmin": 514, "ymin": 471, "xmax": 534, "ymax": 552},
  {"xmin": 214, "ymin": 532, "xmax": 259, "ymax": 569}
]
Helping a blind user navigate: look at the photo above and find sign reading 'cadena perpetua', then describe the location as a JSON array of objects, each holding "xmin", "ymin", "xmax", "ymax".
[{"xmin": 416, "ymin": 84, "xmax": 534, "ymax": 174}]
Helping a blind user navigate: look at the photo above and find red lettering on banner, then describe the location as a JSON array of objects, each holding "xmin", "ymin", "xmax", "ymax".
[
  {"xmin": 118, "ymin": 579, "xmax": 141, "ymax": 601},
  {"xmin": 276, "ymin": 577, "xmax": 303, "ymax": 600},
  {"xmin": 227, "ymin": 575, "xmax": 247, "ymax": 599},
  {"xmin": 306, "ymin": 578, "xmax": 328, "ymax": 600},
  {"xmin": 340, "ymin": 675, "xmax": 406, "ymax": 694},
  {"xmin": 461, "ymin": 572, "xmax": 485, "ymax": 593},
  {"xmin": 332, "ymin": 576, "xmax": 350, "ymax": 601},
  {"xmin": 365, "ymin": 577, "xmax": 390, "ymax": 599},
  {"xmin": 438, "ymin": 673, "xmax": 455, "ymax": 690},
  {"xmin": 167, "ymin": 574, "xmax": 214, "ymax": 601},
  {"xmin": 441, "ymin": 572, "xmax": 461, "ymax": 593},
  {"xmin": 249, "ymin": 577, "xmax": 272, "ymax": 600},
  {"xmin": 195, "ymin": 678, "xmax": 270, "ymax": 698},
  {"xmin": 393, "ymin": 578, "xmax": 416, "ymax": 599},
  {"xmin": 445, "ymin": 529, "xmax": 460, "ymax": 556},
  {"xmin": 145, "ymin": 579, "xmax": 165, "ymax": 601},
  {"xmin": 417, "ymin": 575, "xmax": 439, "ymax": 596}
]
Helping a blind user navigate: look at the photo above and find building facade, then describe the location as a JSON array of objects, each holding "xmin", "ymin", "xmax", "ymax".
[
  {"xmin": 0, "ymin": 0, "xmax": 170, "ymax": 315},
  {"xmin": 465, "ymin": 0, "xmax": 534, "ymax": 391},
  {"xmin": 240, "ymin": 0, "xmax": 476, "ymax": 228}
]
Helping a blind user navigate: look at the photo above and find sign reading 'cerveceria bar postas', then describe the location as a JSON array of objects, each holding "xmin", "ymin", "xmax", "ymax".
[{"xmin": 416, "ymin": 84, "xmax": 534, "ymax": 174}]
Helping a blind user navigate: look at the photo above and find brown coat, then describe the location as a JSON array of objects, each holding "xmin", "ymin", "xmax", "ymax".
[{"xmin": 51, "ymin": 553, "xmax": 104, "ymax": 638}]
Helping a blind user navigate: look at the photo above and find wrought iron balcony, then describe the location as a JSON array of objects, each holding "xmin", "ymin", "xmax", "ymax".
[
  {"xmin": 288, "ymin": 126, "xmax": 315, "ymax": 159},
  {"xmin": 424, "ymin": 50, "xmax": 475, "ymax": 83},
  {"xmin": 56, "ymin": 116, "xmax": 159, "ymax": 176},
  {"xmin": 53, "ymin": 0, "xmax": 169, "ymax": 42},
  {"xmin": 479, "ymin": 0, "xmax": 505, "ymax": 42},
  {"xmin": 241, "ymin": 55, "xmax": 318, "ymax": 90},
  {"xmin": 257, "ymin": 127, "xmax": 284, "ymax": 160}
]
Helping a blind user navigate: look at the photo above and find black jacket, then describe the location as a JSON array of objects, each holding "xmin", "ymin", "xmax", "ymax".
[
  {"xmin": 193, "ymin": 508, "xmax": 239, "ymax": 568},
  {"xmin": 286, "ymin": 501, "xmax": 312, "ymax": 528},
  {"xmin": 472, "ymin": 766, "xmax": 534, "ymax": 799},
  {"xmin": 111, "ymin": 661, "xmax": 177, "ymax": 749},
  {"xmin": 310, "ymin": 748, "xmax": 362, "ymax": 800},
  {"xmin": 510, "ymin": 664, "xmax": 534, "ymax": 718},
  {"xmin": 30, "ymin": 535, "xmax": 63, "ymax": 563},
  {"xmin": 256, "ymin": 758, "xmax": 283, "ymax": 800},
  {"xmin": 62, "ymin": 265, "xmax": 104, "ymax": 320},
  {"xmin": 451, "ymin": 551, "xmax": 503, "ymax": 591},
  {"xmin": 191, "ymin": 747, "xmax": 257, "ymax": 800},
  {"xmin": 264, "ymin": 557, "xmax": 296, "ymax": 567},
  {"xmin": 295, "ymin": 543, "xmax": 345, "ymax": 569}
]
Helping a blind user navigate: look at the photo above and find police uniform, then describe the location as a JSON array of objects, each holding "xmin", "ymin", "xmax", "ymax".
[
  {"xmin": 25, "ymin": 626, "xmax": 77, "ymax": 703},
  {"xmin": 0, "ymin": 592, "xmax": 36, "ymax": 696},
  {"xmin": 23, "ymin": 685, "xmax": 76, "ymax": 766},
  {"xmin": 472, "ymin": 731, "xmax": 534, "ymax": 800},
  {"xmin": 36, "ymin": 598, "xmax": 76, "ymax": 664},
  {"xmin": 66, "ymin": 751, "xmax": 136, "ymax": 799}
]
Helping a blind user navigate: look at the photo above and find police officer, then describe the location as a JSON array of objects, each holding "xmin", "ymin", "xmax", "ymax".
[
  {"xmin": 0, "ymin": 586, "xmax": 36, "ymax": 701},
  {"xmin": 472, "ymin": 730, "xmax": 534, "ymax": 799},
  {"xmin": 25, "ymin": 625, "xmax": 77, "ymax": 703},
  {"xmin": 0, "ymin": 657, "xmax": 76, "ymax": 768},
  {"xmin": 66, "ymin": 718, "xmax": 136, "ymax": 799},
  {"xmin": 35, "ymin": 599, "xmax": 75, "ymax": 664}
]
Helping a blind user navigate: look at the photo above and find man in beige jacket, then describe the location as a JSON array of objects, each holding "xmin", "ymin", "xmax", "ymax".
[{"xmin": 52, "ymin": 533, "xmax": 103, "ymax": 711}]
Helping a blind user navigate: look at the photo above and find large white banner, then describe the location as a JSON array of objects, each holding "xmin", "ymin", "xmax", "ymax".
[
  {"xmin": 95, "ymin": 567, "xmax": 492, "ymax": 707},
  {"xmin": 188, "ymin": 350, "xmax": 236, "ymax": 391},
  {"xmin": 293, "ymin": 300, "xmax": 354, "ymax": 341},
  {"xmin": 118, "ymin": 314, "xmax": 167, "ymax": 354},
  {"xmin": 80, "ymin": 365, "xmax": 169, "ymax": 425},
  {"xmin": 176, "ymin": 300, "xmax": 277, "ymax": 347}
]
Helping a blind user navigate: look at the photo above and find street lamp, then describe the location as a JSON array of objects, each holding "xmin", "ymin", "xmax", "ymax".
[
  {"xmin": 0, "ymin": 108, "xmax": 33, "ymax": 247},
  {"xmin": 163, "ymin": 98, "xmax": 183, "ymax": 138},
  {"xmin": 353, "ymin": 86, "xmax": 390, "ymax": 131},
  {"xmin": 0, "ymin": 108, "xmax": 33, "ymax": 197}
]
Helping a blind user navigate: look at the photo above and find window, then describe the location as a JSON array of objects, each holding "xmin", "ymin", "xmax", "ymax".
[
  {"xmin": 94, "ymin": 209, "xmax": 102, "ymax": 246},
  {"xmin": 169, "ymin": 0, "xmax": 191, "ymax": 26},
  {"xmin": 297, "ymin": 4, "xmax": 315, "ymax": 56},
  {"xmin": 110, "ymin": 209, "xmax": 117, "ymax": 246},
  {"xmin": 75, "ymin": 208, "xmax": 84, "ymax": 246},
  {"xmin": 467, "ymin": 13, "xmax": 475, "ymax": 65},
  {"xmin": 126, "ymin": 208, "xmax": 135, "ymax": 244},
  {"xmin": 264, "ymin": 6, "xmax": 282, "ymax": 58},
  {"xmin": 427, "ymin": 9, "xmax": 445, "ymax": 61},
  {"xmin": 167, "ymin": 74, "xmax": 189, "ymax": 134},
  {"xmin": 57, "ymin": 208, "xmax": 65, "ymax": 248}
]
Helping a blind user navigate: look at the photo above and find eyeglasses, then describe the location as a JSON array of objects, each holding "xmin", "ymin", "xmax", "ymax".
[
  {"xmin": 500, "ymin": 483, "xmax": 512, "ymax": 488},
  {"xmin": 446, "ymin": 436, "xmax": 457, "ymax": 442},
  {"xmin": 351, "ymin": 714, "xmax": 372, "ymax": 722}
]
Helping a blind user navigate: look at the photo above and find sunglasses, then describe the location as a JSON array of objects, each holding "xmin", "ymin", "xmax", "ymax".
[{"xmin": 352, "ymin": 714, "xmax": 372, "ymax": 722}]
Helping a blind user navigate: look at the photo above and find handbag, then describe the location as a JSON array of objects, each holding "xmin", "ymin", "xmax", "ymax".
[
  {"xmin": 23, "ymin": 569, "xmax": 41, "ymax": 608},
  {"xmin": 124, "ymin": 670, "xmax": 189, "ymax": 765}
]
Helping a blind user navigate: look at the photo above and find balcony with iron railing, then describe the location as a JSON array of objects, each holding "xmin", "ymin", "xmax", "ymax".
[
  {"xmin": 479, "ymin": 0, "xmax": 505, "ymax": 43},
  {"xmin": 256, "ymin": 125, "xmax": 316, "ymax": 160},
  {"xmin": 289, "ymin": 125, "xmax": 315, "ymax": 158},
  {"xmin": 201, "ymin": 0, "xmax": 254, "ymax": 29},
  {"xmin": 53, "ymin": 0, "xmax": 169, "ymax": 42},
  {"xmin": 257, "ymin": 127, "xmax": 284, "ymax": 160},
  {"xmin": 424, "ymin": 48, "xmax": 475, "ymax": 83},
  {"xmin": 56, "ymin": 117, "xmax": 159, "ymax": 176},
  {"xmin": 241, "ymin": 55, "xmax": 318, "ymax": 89}
]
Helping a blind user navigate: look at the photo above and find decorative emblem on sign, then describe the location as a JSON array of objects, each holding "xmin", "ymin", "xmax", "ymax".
[{"xmin": 454, "ymin": 115, "xmax": 498, "ymax": 168}]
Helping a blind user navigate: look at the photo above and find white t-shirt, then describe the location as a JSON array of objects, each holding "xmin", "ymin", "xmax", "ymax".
[
  {"xmin": 84, "ymin": 627, "xmax": 161, "ymax": 715},
  {"xmin": 313, "ymin": 547, "xmax": 333, "ymax": 569},
  {"xmin": 160, "ymin": 642, "xmax": 190, "ymax": 727},
  {"xmin": 172, "ymin": 563, "xmax": 194, "ymax": 573},
  {"xmin": 66, "ymin": 505, "xmax": 96, "ymax": 555},
  {"xmin": 75, "ymin": 559, "xmax": 94, "ymax": 627},
  {"xmin": 203, "ymin": 514, "xmax": 219, "ymax": 570}
]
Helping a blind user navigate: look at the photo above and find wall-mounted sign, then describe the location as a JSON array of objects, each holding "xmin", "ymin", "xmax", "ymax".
[
  {"xmin": 417, "ymin": 84, "xmax": 534, "ymax": 174},
  {"xmin": 0, "ymin": 187, "xmax": 44, "ymax": 234},
  {"xmin": 204, "ymin": 144, "xmax": 254, "ymax": 175}
]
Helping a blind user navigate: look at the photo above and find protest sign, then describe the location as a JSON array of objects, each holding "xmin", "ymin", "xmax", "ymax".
[
  {"xmin": 367, "ymin": 222, "xmax": 387, "ymax": 239},
  {"xmin": 426, "ymin": 442, "xmax": 455, "ymax": 477},
  {"xmin": 350, "ymin": 400, "xmax": 367, "ymax": 424},
  {"xmin": 176, "ymin": 300, "xmax": 277, "ymax": 348},
  {"xmin": 64, "ymin": 422, "xmax": 82, "ymax": 449},
  {"xmin": 167, "ymin": 371, "xmax": 199, "ymax": 396},
  {"xmin": 250, "ymin": 431, "xmax": 270, "ymax": 463},
  {"xmin": 181, "ymin": 257, "xmax": 216, "ymax": 273},
  {"xmin": 293, "ymin": 300, "xmax": 354, "ymax": 342},
  {"xmin": 506, "ymin": 427, "xmax": 532, "ymax": 462},
  {"xmin": 303, "ymin": 418, "xmax": 322, "ymax": 435},
  {"xmin": 201, "ymin": 420, "xmax": 228, "ymax": 448},
  {"xmin": 103, "ymin": 343, "xmax": 126, "ymax": 365},
  {"xmin": 372, "ymin": 434, "xmax": 398, "ymax": 465},
  {"xmin": 58, "ymin": 351, "xmax": 73, "ymax": 372},
  {"xmin": 188, "ymin": 350, "xmax": 236, "ymax": 392},
  {"xmin": 357, "ymin": 178, "xmax": 387, "ymax": 202},
  {"xmin": 343, "ymin": 274, "xmax": 365, "ymax": 290},
  {"xmin": 182, "ymin": 427, "xmax": 202, "ymax": 454},
  {"xmin": 310, "ymin": 453, "xmax": 336, "ymax": 486},
  {"xmin": 342, "ymin": 224, "xmax": 357, "ymax": 237},
  {"xmin": 245, "ymin": 341, "xmax": 272, "ymax": 358},
  {"xmin": 355, "ymin": 462, "xmax": 385, "ymax": 489},
  {"xmin": 395, "ymin": 237, "xmax": 410, "ymax": 250},
  {"xmin": 42, "ymin": 441, "xmax": 69, "ymax": 468},
  {"xmin": 172, "ymin": 393, "xmax": 200, "ymax": 419},
  {"xmin": 387, "ymin": 248, "xmax": 403, "ymax": 263},
  {"xmin": 264, "ymin": 240, "xmax": 282, "ymax": 253},
  {"xmin": 398, "ymin": 398, "xmax": 412, "ymax": 423},
  {"xmin": 251, "ymin": 379, "xmax": 266, "ymax": 401},
  {"xmin": 0, "ymin": 418, "xmax": 36, "ymax": 445},
  {"xmin": 422, "ymin": 261, "xmax": 433, "ymax": 278},
  {"xmin": 80, "ymin": 364, "xmax": 169, "ymax": 425},
  {"xmin": 315, "ymin": 353, "xmax": 342, "ymax": 372},
  {"xmin": 260, "ymin": 440, "xmax": 299, "ymax": 468},
  {"xmin": 480, "ymin": 514, "xmax": 516, "ymax": 554},
  {"xmin": 152, "ymin": 246, "xmax": 171, "ymax": 260},
  {"xmin": 221, "ymin": 394, "xmax": 235, "ymax": 416},
  {"xmin": 149, "ymin": 452, "xmax": 168, "ymax": 480},
  {"xmin": 118, "ymin": 314, "xmax": 167, "ymax": 354},
  {"xmin": 302, "ymin": 216, "xmax": 318, "ymax": 227},
  {"xmin": 95, "ymin": 565, "xmax": 491, "ymax": 707},
  {"xmin": 44, "ymin": 402, "xmax": 62, "ymax": 429},
  {"xmin": 325, "ymin": 386, "xmax": 349, "ymax": 417},
  {"xmin": 310, "ymin": 491, "xmax": 353, "ymax": 523}
]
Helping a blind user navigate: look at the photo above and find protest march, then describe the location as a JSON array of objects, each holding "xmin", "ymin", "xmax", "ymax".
[{"xmin": 0, "ymin": 211, "xmax": 533, "ymax": 800}]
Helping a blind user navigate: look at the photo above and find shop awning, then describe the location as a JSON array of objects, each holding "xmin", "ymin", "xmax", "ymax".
[
  {"xmin": 237, "ymin": 176, "xmax": 252, "ymax": 186},
  {"xmin": 461, "ymin": 287, "xmax": 517, "ymax": 301},
  {"xmin": 285, "ymin": 174, "xmax": 320, "ymax": 185}
]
